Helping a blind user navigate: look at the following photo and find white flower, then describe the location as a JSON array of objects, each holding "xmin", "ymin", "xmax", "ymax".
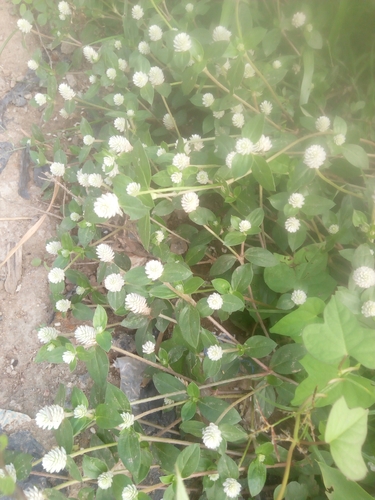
[
  {"xmin": 273, "ymin": 60, "xmax": 282, "ymax": 69},
  {"xmin": 114, "ymin": 93, "xmax": 124, "ymax": 106},
  {"xmin": 202, "ymin": 423, "xmax": 222, "ymax": 450},
  {"xmin": 189, "ymin": 134, "xmax": 204, "ymax": 151},
  {"xmin": 125, "ymin": 293, "xmax": 150, "ymax": 315},
  {"xmin": 35, "ymin": 405, "xmax": 64, "ymax": 430},
  {"xmin": 108, "ymin": 135, "xmax": 133, "ymax": 153},
  {"xmin": 74, "ymin": 404, "xmax": 89, "ymax": 419},
  {"xmin": 58, "ymin": 1, "xmax": 71, "ymax": 16},
  {"xmin": 50, "ymin": 162, "xmax": 65, "ymax": 177},
  {"xmin": 213, "ymin": 110, "xmax": 225, "ymax": 119},
  {"xmin": 133, "ymin": 71, "xmax": 149, "ymax": 88},
  {"xmin": 212, "ymin": 26, "xmax": 232, "ymax": 42},
  {"xmin": 157, "ymin": 147, "xmax": 166, "ymax": 156},
  {"xmin": 126, "ymin": 182, "xmax": 141, "ymax": 196},
  {"xmin": 207, "ymin": 293, "xmax": 223, "ymax": 310},
  {"xmin": 74, "ymin": 325, "xmax": 97, "ymax": 346},
  {"xmin": 59, "ymin": 108, "xmax": 69, "ymax": 119},
  {"xmin": 132, "ymin": 5, "xmax": 144, "ymax": 20},
  {"xmin": 288, "ymin": 193, "xmax": 305, "ymax": 208},
  {"xmin": 114, "ymin": 40, "xmax": 122, "ymax": 49},
  {"xmin": 155, "ymin": 230, "xmax": 165, "ymax": 243},
  {"xmin": 185, "ymin": 3, "xmax": 194, "ymax": 12},
  {"xmin": 77, "ymin": 169, "xmax": 90, "ymax": 187},
  {"xmin": 145, "ymin": 260, "xmax": 164, "ymax": 281},
  {"xmin": 293, "ymin": 63, "xmax": 301, "ymax": 74},
  {"xmin": 76, "ymin": 286, "xmax": 86, "ymax": 295},
  {"xmin": 127, "ymin": 109, "xmax": 135, "ymax": 117},
  {"xmin": 114, "ymin": 117, "xmax": 126, "ymax": 132},
  {"xmin": 292, "ymin": 12, "xmax": 306, "ymax": 28},
  {"xmin": 231, "ymin": 104, "xmax": 243, "ymax": 113},
  {"xmin": 315, "ymin": 116, "xmax": 330, "ymax": 132},
  {"xmin": 253, "ymin": 135, "xmax": 272, "ymax": 154},
  {"xmin": 232, "ymin": 113, "xmax": 245, "ymax": 128},
  {"xmin": 89, "ymin": 75, "xmax": 96, "ymax": 83},
  {"xmin": 70, "ymin": 212, "xmax": 80, "ymax": 221},
  {"xmin": 94, "ymin": 193, "xmax": 121, "ymax": 219},
  {"xmin": 119, "ymin": 412, "xmax": 135, "ymax": 430},
  {"xmin": 149, "ymin": 25, "xmax": 163, "ymax": 41},
  {"xmin": 62, "ymin": 350, "xmax": 75, "ymax": 364},
  {"xmin": 353, "ymin": 266, "xmax": 375, "ymax": 288},
  {"xmin": 24, "ymin": 485, "xmax": 45, "ymax": 500},
  {"xmin": 142, "ymin": 341, "xmax": 155, "ymax": 354},
  {"xmin": 17, "ymin": 19, "xmax": 32, "ymax": 34},
  {"xmin": 226, "ymin": 151, "xmax": 236, "ymax": 168},
  {"xmin": 197, "ymin": 171, "xmax": 209, "ymax": 184},
  {"xmin": 138, "ymin": 41, "xmax": 150, "ymax": 55},
  {"xmin": 149, "ymin": 66, "xmax": 164, "ymax": 86},
  {"xmin": 0, "ymin": 464, "xmax": 16, "ymax": 483},
  {"xmin": 46, "ymin": 241, "xmax": 62, "ymax": 255},
  {"xmin": 48, "ymin": 268, "xmax": 65, "ymax": 284},
  {"xmin": 122, "ymin": 484, "xmax": 138, "ymax": 500},
  {"xmin": 56, "ymin": 299, "xmax": 71, "ymax": 312},
  {"xmin": 208, "ymin": 473, "xmax": 219, "ymax": 482},
  {"xmin": 239, "ymin": 220, "xmax": 251, "ymax": 232},
  {"xmin": 42, "ymin": 447, "xmax": 67, "ymax": 473},
  {"xmin": 163, "ymin": 113, "xmax": 175, "ymax": 130},
  {"xmin": 164, "ymin": 397, "xmax": 174, "ymax": 406},
  {"xmin": 236, "ymin": 138, "xmax": 255, "ymax": 155},
  {"xmin": 28, "ymin": 59, "xmax": 39, "ymax": 70},
  {"xmin": 38, "ymin": 326, "xmax": 59, "ymax": 343},
  {"xmin": 83, "ymin": 46, "xmax": 99, "ymax": 63},
  {"xmin": 223, "ymin": 478, "xmax": 242, "ymax": 498},
  {"xmin": 173, "ymin": 152, "xmax": 190, "ymax": 170},
  {"xmin": 103, "ymin": 156, "xmax": 115, "ymax": 167},
  {"xmin": 88, "ymin": 173, "xmax": 103, "ymax": 187},
  {"xmin": 244, "ymin": 63, "xmax": 255, "ymax": 78},
  {"xmin": 118, "ymin": 58, "xmax": 127, "ymax": 71},
  {"xmin": 260, "ymin": 100, "xmax": 273, "ymax": 115},
  {"xmin": 202, "ymin": 93, "xmax": 215, "ymax": 107},
  {"xmin": 291, "ymin": 290, "xmax": 307, "ymax": 305},
  {"xmin": 98, "ymin": 471, "xmax": 114, "ymax": 490},
  {"xmin": 34, "ymin": 93, "xmax": 47, "ymax": 106},
  {"xmin": 285, "ymin": 217, "xmax": 301, "ymax": 233},
  {"xmin": 83, "ymin": 135, "xmax": 95, "ymax": 146},
  {"xmin": 104, "ymin": 273, "xmax": 125, "ymax": 292},
  {"xmin": 207, "ymin": 345, "xmax": 223, "ymax": 361},
  {"xmin": 328, "ymin": 224, "xmax": 339, "ymax": 234},
  {"xmin": 362, "ymin": 301, "xmax": 375, "ymax": 318},
  {"xmin": 173, "ymin": 32, "xmax": 192, "ymax": 52},
  {"xmin": 181, "ymin": 192, "xmax": 199, "ymax": 213},
  {"xmin": 58, "ymin": 83, "xmax": 75, "ymax": 101},
  {"xmin": 171, "ymin": 172, "xmax": 182, "ymax": 184},
  {"xmin": 304, "ymin": 145, "xmax": 326, "ymax": 169},
  {"xmin": 334, "ymin": 134, "xmax": 346, "ymax": 146}
]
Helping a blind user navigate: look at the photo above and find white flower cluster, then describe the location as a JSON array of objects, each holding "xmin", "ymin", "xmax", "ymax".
[
  {"xmin": 334, "ymin": 134, "xmax": 346, "ymax": 146},
  {"xmin": 285, "ymin": 217, "xmax": 301, "ymax": 233},
  {"xmin": 35, "ymin": 405, "xmax": 64, "ymax": 430},
  {"xmin": 232, "ymin": 113, "xmax": 244, "ymax": 128},
  {"xmin": 353, "ymin": 266, "xmax": 375, "ymax": 288},
  {"xmin": 362, "ymin": 301, "xmax": 375, "ymax": 317},
  {"xmin": 292, "ymin": 12, "xmax": 306, "ymax": 28},
  {"xmin": 223, "ymin": 478, "xmax": 242, "ymax": 498},
  {"xmin": 109, "ymin": 135, "xmax": 133, "ymax": 153},
  {"xmin": 207, "ymin": 293, "xmax": 223, "ymax": 310},
  {"xmin": 132, "ymin": 5, "xmax": 144, "ymax": 20},
  {"xmin": 125, "ymin": 293, "xmax": 150, "ymax": 315},
  {"xmin": 83, "ymin": 46, "xmax": 99, "ymax": 63},
  {"xmin": 260, "ymin": 100, "xmax": 273, "ymax": 115},
  {"xmin": 291, "ymin": 290, "xmax": 307, "ymax": 305},
  {"xmin": 181, "ymin": 192, "xmax": 199, "ymax": 213},
  {"xmin": 163, "ymin": 113, "xmax": 174, "ymax": 130},
  {"xmin": 196, "ymin": 171, "xmax": 209, "ymax": 184},
  {"xmin": 315, "ymin": 116, "xmax": 330, "ymax": 132},
  {"xmin": 207, "ymin": 345, "xmax": 223, "ymax": 361},
  {"xmin": 104, "ymin": 273, "xmax": 125, "ymax": 292},
  {"xmin": 138, "ymin": 41, "xmax": 150, "ymax": 55},
  {"xmin": 122, "ymin": 484, "xmax": 138, "ymax": 500},
  {"xmin": 173, "ymin": 153, "xmax": 190, "ymax": 170},
  {"xmin": 58, "ymin": 1, "xmax": 72, "ymax": 17},
  {"xmin": 24, "ymin": 485, "xmax": 45, "ymax": 500},
  {"xmin": 173, "ymin": 33, "xmax": 192, "ymax": 52},
  {"xmin": 133, "ymin": 71, "xmax": 148, "ymax": 87},
  {"xmin": 244, "ymin": 63, "xmax": 255, "ymax": 78},
  {"xmin": 239, "ymin": 220, "xmax": 251, "ymax": 232},
  {"xmin": 17, "ymin": 19, "xmax": 32, "ymax": 34},
  {"xmin": 50, "ymin": 162, "xmax": 65, "ymax": 177},
  {"xmin": 189, "ymin": 134, "xmax": 204, "ymax": 151},
  {"xmin": 149, "ymin": 66, "xmax": 164, "ymax": 86},
  {"xmin": 56, "ymin": 299, "xmax": 71, "ymax": 312},
  {"xmin": 46, "ymin": 241, "xmax": 62, "ymax": 255},
  {"xmin": 171, "ymin": 172, "xmax": 182, "ymax": 184},
  {"xmin": 288, "ymin": 193, "xmax": 305, "ymax": 208},
  {"xmin": 38, "ymin": 326, "xmax": 59, "ymax": 343},
  {"xmin": 94, "ymin": 193, "xmax": 122, "ymax": 219},
  {"xmin": 74, "ymin": 325, "xmax": 97, "ymax": 346},
  {"xmin": 0, "ymin": 463, "xmax": 16, "ymax": 483},
  {"xmin": 28, "ymin": 59, "xmax": 39, "ymax": 70},
  {"xmin": 34, "ymin": 93, "xmax": 47, "ymax": 106},
  {"xmin": 212, "ymin": 26, "xmax": 232, "ymax": 42},
  {"xmin": 106, "ymin": 68, "xmax": 117, "ymax": 80},
  {"xmin": 202, "ymin": 422, "xmax": 222, "ymax": 449},
  {"xmin": 119, "ymin": 412, "xmax": 135, "ymax": 430},
  {"xmin": 145, "ymin": 260, "xmax": 164, "ymax": 280},
  {"xmin": 202, "ymin": 93, "xmax": 215, "ymax": 107},
  {"xmin": 328, "ymin": 224, "xmax": 339, "ymax": 234},
  {"xmin": 149, "ymin": 25, "xmax": 163, "ymax": 41},
  {"xmin": 74, "ymin": 404, "xmax": 89, "ymax": 419},
  {"xmin": 142, "ymin": 341, "xmax": 155, "ymax": 354},
  {"xmin": 42, "ymin": 447, "xmax": 67, "ymax": 473},
  {"xmin": 48, "ymin": 267, "xmax": 65, "ymax": 284},
  {"xmin": 114, "ymin": 93, "xmax": 124, "ymax": 106},
  {"xmin": 62, "ymin": 350, "xmax": 75, "ymax": 364},
  {"xmin": 304, "ymin": 145, "xmax": 326, "ymax": 169},
  {"xmin": 58, "ymin": 83, "xmax": 75, "ymax": 101},
  {"xmin": 98, "ymin": 471, "xmax": 114, "ymax": 490},
  {"xmin": 273, "ymin": 60, "xmax": 282, "ymax": 69},
  {"xmin": 126, "ymin": 182, "xmax": 141, "ymax": 196}
]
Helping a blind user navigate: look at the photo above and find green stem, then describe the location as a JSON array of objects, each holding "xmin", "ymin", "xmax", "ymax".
[
  {"xmin": 203, "ymin": 224, "xmax": 243, "ymax": 263},
  {"xmin": 276, "ymin": 412, "xmax": 301, "ymax": 500},
  {"xmin": 266, "ymin": 132, "xmax": 329, "ymax": 163},
  {"xmin": 149, "ymin": 0, "xmax": 173, "ymax": 29},
  {"xmin": 316, "ymin": 169, "xmax": 363, "ymax": 199}
]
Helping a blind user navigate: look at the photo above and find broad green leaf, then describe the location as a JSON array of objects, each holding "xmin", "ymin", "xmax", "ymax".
[
  {"xmin": 342, "ymin": 144, "xmax": 369, "ymax": 169},
  {"xmin": 118, "ymin": 431, "xmax": 141, "ymax": 479},
  {"xmin": 95, "ymin": 403, "xmax": 123, "ymax": 429},
  {"xmin": 175, "ymin": 444, "xmax": 200, "ymax": 478},
  {"xmin": 300, "ymin": 48, "xmax": 314, "ymax": 105},
  {"xmin": 175, "ymin": 467, "xmax": 189, "ymax": 500},
  {"xmin": 138, "ymin": 214, "xmax": 150, "ymax": 251},
  {"xmin": 221, "ymin": 294, "xmax": 244, "ymax": 312},
  {"xmin": 112, "ymin": 175, "xmax": 149, "ymax": 220},
  {"xmin": 189, "ymin": 207, "xmax": 216, "ymax": 225},
  {"xmin": 85, "ymin": 346, "xmax": 109, "ymax": 387},
  {"xmin": 231, "ymin": 264, "xmax": 253, "ymax": 292},
  {"xmin": 304, "ymin": 29, "xmax": 323, "ymax": 49},
  {"xmin": 270, "ymin": 344, "xmax": 306, "ymax": 374},
  {"xmin": 264, "ymin": 262, "xmax": 295, "ymax": 293},
  {"xmin": 93, "ymin": 305, "xmax": 107, "ymax": 331},
  {"xmin": 262, "ymin": 28, "xmax": 281, "ymax": 56},
  {"xmin": 82, "ymin": 456, "xmax": 107, "ymax": 479},
  {"xmin": 217, "ymin": 454, "xmax": 239, "ymax": 479},
  {"xmin": 244, "ymin": 248, "xmax": 278, "ymax": 267},
  {"xmin": 252, "ymin": 156, "xmax": 275, "ymax": 191},
  {"xmin": 224, "ymin": 231, "xmax": 246, "ymax": 247},
  {"xmin": 132, "ymin": 140, "xmax": 151, "ymax": 187},
  {"xmin": 303, "ymin": 295, "xmax": 375, "ymax": 368},
  {"xmin": 242, "ymin": 114, "xmax": 264, "ymax": 142},
  {"xmin": 244, "ymin": 336, "xmax": 276, "ymax": 358},
  {"xmin": 153, "ymin": 372, "xmax": 186, "ymax": 400},
  {"xmin": 270, "ymin": 298, "xmax": 325, "ymax": 339},
  {"xmin": 152, "ymin": 443, "xmax": 180, "ymax": 474},
  {"xmin": 105, "ymin": 383, "xmax": 131, "ymax": 411},
  {"xmin": 162, "ymin": 263, "xmax": 192, "ymax": 282},
  {"xmin": 210, "ymin": 255, "xmax": 237, "ymax": 276},
  {"xmin": 176, "ymin": 304, "xmax": 201, "ymax": 349},
  {"xmin": 54, "ymin": 418, "xmax": 73, "ymax": 454},
  {"xmin": 319, "ymin": 462, "xmax": 374, "ymax": 500},
  {"xmin": 325, "ymin": 397, "xmax": 368, "ymax": 481},
  {"xmin": 248, "ymin": 459, "xmax": 267, "ymax": 497},
  {"xmin": 198, "ymin": 396, "xmax": 241, "ymax": 425},
  {"xmin": 231, "ymin": 153, "xmax": 253, "ymax": 178},
  {"xmin": 219, "ymin": 424, "xmax": 247, "ymax": 443},
  {"xmin": 301, "ymin": 195, "xmax": 335, "ymax": 216}
]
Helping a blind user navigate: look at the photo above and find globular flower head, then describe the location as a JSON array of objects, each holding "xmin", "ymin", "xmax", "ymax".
[
  {"xmin": 236, "ymin": 138, "xmax": 254, "ymax": 155},
  {"xmin": 202, "ymin": 93, "xmax": 215, "ymax": 107},
  {"xmin": 292, "ymin": 12, "xmax": 306, "ymax": 28},
  {"xmin": 83, "ymin": 135, "xmax": 95, "ymax": 146},
  {"xmin": 133, "ymin": 71, "xmax": 149, "ymax": 88},
  {"xmin": 173, "ymin": 32, "xmax": 192, "ymax": 52},
  {"xmin": 114, "ymin": 40, "xmax": 122, "ymax": 50},
  {"xmin": 149, "ymin": 25, "xmax": 163, "ymax": 41},
  {"xmin": 260, "ymin": 100, "xmax": 273, "ymax": 115},
  {"xmin": 46, "ymin": 241, "xmax": 62, "ymax": 255},
  {"xmin": 122, "ymin": 484, "xmax": 138, "ymax": 500},
  {"xmin": 77, "ymin": 169, "xmax": 90, "ymax": 187},
  {"xmin": 96, "ymin": 244, "xmax": 114, "ymax": 263},
  {"xmin": 202, "ymin": 422, "xmax": 222, "ymax": 449},
  {"xmin": 155, "ymin": 230, "xmax": 164, "ymax": 243},
  {"xmin": 109, "ymin": 135, "xmax": 133, "ymax": 154},
  {"xmin": 48, "ymin": 267, "xmax": 65, "ymax": 284},
  {"xmin": 138, "ymin": 41, "xmax": 150, "ymax": 55},
  {"xmin": 362, "ymin": 300, "xmax": 375, "ymax": 318},
  {"xmin": 113, "ymin": 93, "xmax": 124, "ymax": 106},
  {"xmin": 226, "ymin": 151, "xmax": 236, "ymax": 168},
  {"xmin": 42, "ymin": 447, "xmax": 67, "ymax": 473},
  {"xmin": 58, "ymin": 1, "xmax": 71, "ymax": 16},
  {"xmin": 239, "ymin": 220, "xmax": 251, "ymax": 233},
  {"xmin": 189, "ymin": 134, "xmax": 204, "ymax": 151},
  {"xmin": 50, "ymin": 162, "xmax": 65, "ymax": 177},
  {"xmin": 207, "ymin": 345, "xmax": 223, "ymax": 361},
  {"xmin": 196, "ymin": 171, "xmax": 209, "ymax": 184},
  {"xmin": 83, "ymin": 46, "xmax": 99, "ymax": 63},
  {"xmin": 142, "ymin": 341, "xmax": 155, "ymax": 354},
  {"xmin": 315, "ymin": 116, "xmax": 330, "ymax": 132},
  {"xmin": 126, "ymin": 182, "xmax": 141, "ymax": 197},
  {"xmin": 207, "ymin": 293, "xmax": 223, "ymax": 310},
  {"xmin": 119, "ymin": 412, "xmax": 135, "ymax": 430},
  {"xmin": 62, "ymin": 350, "xmax": 75, "ymax": 364},
  {"xmin": 149, "ymin": 66, "xmax": 164, "ymax": 86},
  {"xmin": 17, "ymin": 19, "xmax": 33, "ymax": 34},
  {"xmin": 58, "ymin": 83, "xmax": 75, "ymax": 101},
  {"xmin": 28, "ymin": 59, "xmax": 39, "ymax": 71},
  {"xmin": 35, "ymin": 405, "xmax": 64, "ymax": 430},
  {"xmin": 253, "ymin": 135, "xmax": 272, "ymax": 154},
  {"xmin": 56, "ymin": 299, "xmax": 71, "ymax": 312},
  {"xmin": 223, "ymin": 478, "xmax": 242, "ymax": 498},
  {"xmin": 208, "ymin": 473, "xmax": 219, "ymax": 481},
  {"xmin": 273, "ymin": 60, "xmax": 282, "ymax": 69},
  {"xmin": 244, "ymin": 63, "xmax": 255, "ymax": 78},
  {"xmin": 38, "ymin": 326, "xmax": 59, "ymax": 343},
  {"xmin": 212, "ymin": 26, "xmax": 232, "ymax": 42},
  {"xmin": 285, "ymin": 217, "xmax": 301, "ymax": 233},
  {"xmin": 181, "ymin": 192, "xmax": 199, "ymax": 213},
  {"xmin": 104, "ymin": 273, "xmax": 125, "ymax": 292},
  {"xmin": 94, "ymin": 193, "xmax": 122, "ymax": 219},
  {"xmin": 24, "ymin": 485, "xmax": 45, "ymax": 500},
  {"xmin": 304, "ymin": 145, "xmax": 326, "ymax": 169},
  {"xmin": 132, "ymin": 5, "xmax": 144, "ymax": 20},
  {"xmin": 145, "ymin": 260, "xmax": 164, "ymax": 281},
  {"xmin": 328, "ymin": 224, "xmax": 339, "ymax": 234},
  {"xmin": 163, "ymin": 113, "xmax": 175, "ymax": 130},
  {"xmin": 98, "ymin": 471, "xmax": 114, "ymax": 490},
  {"xmin": 232, "ymin": 113, "xmax": 245, "ymax": 128},
  {"xmin": 288, "ymin": 193, "xmax": 305, "ymax": 208},
  {"xmin": 334, "ymin": 134, "xmax": 346, "ymax": 146},
  {"xmin": 88, "ymin": 173, "xmax": 103, "ymax": 187},
  {"xmin": 173, "ymin": 152, "xmax": 190, "ymax": 170},
  {"xmin": 353, "ymin": 266, "xmax": 375, "ymax": 289},
  {"xmin": 0, "ymin": 463, "xmax": 16, "ymax": 483},
  {"xmin": 118, "ymin": 58, "xmax": 127, "ymax": 71},
  {"xmin": 125, "ymin": 293, "xmax": 150, "ymax": 315},
  {"xmin": 171, "ymin": 172, "xmax": 182, "ymax": 184},
  {"xmin": 185, "ymin": 3, "xmax": 194, "ymax": 12},
  {"xmin": 34, "ymin": 93, "xmax": 47, "ymax": 106},
  {"xmin": 291, "ymin": 289, "xmax": 307, "ymax": 305},
  {"xmin": 74, "ymin": 325, "xmax": 97, "ymax": 346},
  {"xmin": 213, "ymin": 110, "xmax": 225, "ymax": 119},
  {"xmin": 74, "ymin": 404, "xmax": 89, "ymax": 419}
]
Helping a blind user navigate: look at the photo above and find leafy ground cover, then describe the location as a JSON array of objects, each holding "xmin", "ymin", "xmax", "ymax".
[{"xmin": 2, "ymin": 0, "xmax": 375, "ymax": 499}]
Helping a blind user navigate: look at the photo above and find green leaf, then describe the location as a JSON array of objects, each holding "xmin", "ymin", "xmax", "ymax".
[
  {"xmin": 221, "ymin": 294, "xmax": 244, "ymax": 313},
  {"xmin": 198, "ymin": 396, "xmax": 241, "ymax": 425},
  {"xmin": 210, "ymin": 255, "xmax": 236, "ymax": 276},
  {"xmin": 95, "ymin": 403, "xmax": 123, "ymax": 429},
  {"xmin": 231, "ymin": 264, "xmax": 253, "ymax": 292},
  {"xmin": 105, "ymin": 382, "xmax": 131, "ymax": 411},
  {"xmin": 248, "ymin": 459, "xmax": 267, "ymax": 497},
  {"xmin": 118, "ymin": 431, "xmax": 141, "ymax": 479},
  {"xmin": 342, "ymin": 144, "xmax": 369, "ymax": 169},
  {"xmin": 82, "ymin": 455, "xmax": 107, "ymax": 479},
  {"xmin": 112, "ymin": 175, "xmax": 149, "ymax": 220},
  {"xmin": 181, "ymin": 400, "xmax": 197, "ymax": 421},
  {"xmin": 262, "ymin": 28, "xmax": 281, "ymax": 56},
  {"xmin": 132, "ymin": 140, "xmax": 151, "ymax": 187},
  {"xmin": 93, "ymin": 305, "xmax": 107, "ymax": 331},
  {"xmin": 189, "ymin": 207, "xmax": 216, "ymax": 225},
  {"xmin": 138, "ymin": 214, "xmax": 150, "ymax": 251},
  {"xmin": 54, "ymin": 418, "xmax": 73, "ymax": 454},
  {"xmin": 264, "ymin": 262, "xmax": 295, "ymax": 293},
  {"xmin": 153, "ymin": 373, "xmax": 186, "ymax": 400},
  {"xmin": 224, "ymin": 231, "xmax": 246, "ymax": 247},
  {"xmin": 252, "ymin": 156, "xmax": 275, "ymax": 191},
  {"xmin": 66, "ymin": 456, "xmax": 82, "ymax": 482},
  {"xmin": 152, "ymin": 443, "xmax": 180, "ymax": 474},
  {"xmin": 301, "ymin": 195, "xmax": 335, "ymax": 216},
  {"xmin": 176, "ymin": 305, "xmax": 201, "ymax": 349},
  {"xmin": 85, "ymin": 346, "xmax": 109, "ymax": 387},
  {"xmin": 300, "ymin": 48, "xmax": 314, "ymax": 105},
  {"xmin": 325, "ymin": 397, "xmax": 368, "ymax": 481},
  {"xmin": 244, "ymin": 248, "xmax": 278, "ymax": 267},
  {"xmin": 303, "ymin": 295, "xmax": 375, "ymax": 369},
  {"xmin": 231, "ymin": 153, "xmax": 253, "ymax": 178},
  {"xmin": 175, "ymin": 444, "xmax": 200, "ymax": 478},
  {"xmin": 270, "ymin": 344, "xmax": 306, "ymax": 374},
  {"xmin": 319, "ymin": 462, "xmax": 374, "ymax": 500},
  {"xmin": 162, "ymin": 263, "xmax": 192, "ymax": 282},
  {"xmin": 304, "ymin": 29, "xmax": 323, "ymax": 49},
  {"xmin": 242, "ymin": 114, "xmax": 264, "ymax": 142},
  {"xmin": 220, "ymin": 424, "xmax": 247, "ymax": 443},
  {"xmin": 175, "ymin": 467, "xmax": 189, "ymax": 500},
  {"xmin": 270, "ymin": 298, "xmax": 325, "ymax": 339},
  {"xmin": 244, "ymin": 336, "xmax": 276, "ymax": 358},
  {"xmin": 217, "ymin": 454, "xmax": 239, "ymax": 479}
]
